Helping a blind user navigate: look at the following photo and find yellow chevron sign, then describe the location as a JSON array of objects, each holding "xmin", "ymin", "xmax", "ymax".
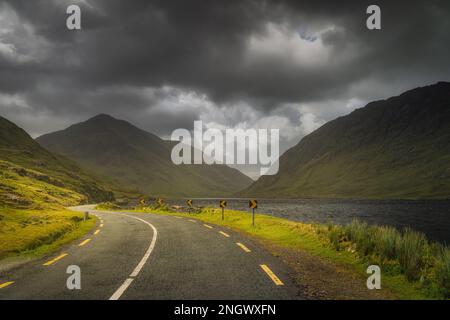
[
  {"xmin": 219, "ymin": 200, "xmax": 227, "ymax": 208},
  {"xmin": 139, "ymin": 198, "xmax": 146, "ymax": 205},
  {"xmin": 249, "ymin": 199, "xmax": 258, "ymax": 209},
  {"xmin": 156, "ymin": 198, "xmax": 164, "ymax": 206},
  {"xmin": 187, "ymin": 199, "xmax": 193, "ymax": 207}
]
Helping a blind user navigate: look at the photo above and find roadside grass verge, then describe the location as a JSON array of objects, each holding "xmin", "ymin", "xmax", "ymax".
[
  {"xmin": 0, "ymin": 208, "xmax": 96, "ymax": 261},
  {"xmin": 0, "ymin": 160, "xmax": 98, "ymax": 262},
  {"xmin": 96, "ymin": 202, "xmax": 122, "ymax": 211},
  {"xmin": 109, "ymin": 204, "xmax": 448, "ymax": 299},
  {"xmin": 322, "ymin": 220, "xmax": 450, "ymax": 299}
]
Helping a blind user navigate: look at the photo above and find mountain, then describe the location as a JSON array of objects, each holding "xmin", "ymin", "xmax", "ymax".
[
  {"xmin": 241, "ymin": 82, "xmax": 450, "ymax": 199},
  {"xmin": 36, "ymin": 114, "xmax": 253, "ymax": 197},
  {"xmin": 0, "ymin": 115, "xmax": 113, "ymax": 208}
]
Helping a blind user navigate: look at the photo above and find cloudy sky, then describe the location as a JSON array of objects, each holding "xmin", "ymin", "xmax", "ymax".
[{"xmin": 1, "ymin": 0, "xmax": 450, "ymax": 178}]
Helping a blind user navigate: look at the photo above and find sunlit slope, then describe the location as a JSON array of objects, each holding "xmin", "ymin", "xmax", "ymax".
[
  {"xmin": 0, "ymin": 163, "xmax": 96, "ymax": 260},
  {"xmin": 0, "ymin": 116, "xmax": 105, "ymax": 259},
  {"xmin": 0, "ymin": 116, "xmax": 113, "ymax": 203},
  {"xmin": 242, "ymin": 82, "xmax": 450, "ymax": 199},
  {"xmin": 37, "ymin": 114, "xmax": 253, "ymax": 197},
  {"xmin": 0, "ymin": 160, "xmax": 86, "ymax": 209}
]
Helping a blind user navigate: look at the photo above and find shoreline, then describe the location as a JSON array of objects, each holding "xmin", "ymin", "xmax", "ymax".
[
  {"xmin": 133, "ymin": 198, "xmax": 450, "ymax": 245},
  {"xmin": 100, "ymin": 203, "xmax": 448, "ymax": 300}
]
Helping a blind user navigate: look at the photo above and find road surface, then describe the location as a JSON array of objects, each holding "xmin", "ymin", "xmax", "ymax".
[{"xmin": 0, "ymin": 206, "xmax": 302, "ymax": 300}]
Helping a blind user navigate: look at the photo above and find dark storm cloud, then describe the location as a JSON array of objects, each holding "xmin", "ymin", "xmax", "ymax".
[{"xmin": 1, "ymin": 0, "xmax": 450, "ymax": 140}]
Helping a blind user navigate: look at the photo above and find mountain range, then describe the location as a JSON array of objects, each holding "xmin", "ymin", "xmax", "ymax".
[
  {"xmin": 2, "ymin": 82, "xmax": 449, "ymax": 202},
  {"xmin": 37, "ymin": 114, "xmax": 253, "ymax": 198},
  {"xmin": 241, "ymin": 82, "xmax": 450, "ymax": 199}
]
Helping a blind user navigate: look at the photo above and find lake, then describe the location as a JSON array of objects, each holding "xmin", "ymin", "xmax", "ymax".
[{"xmin": 167, "ymin": 198, "xmax": 450, "ymax": 244}]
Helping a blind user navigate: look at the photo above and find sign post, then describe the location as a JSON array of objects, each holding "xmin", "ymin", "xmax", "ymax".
[
  {"xmin": 219, "ymin": 200, "xmax": 227, "ymax": 220},
  {"xmin": 156, "ymin": 198, "xmax": 165, "ymax": 206},
  {"xmin": 186, "ymin": 199, "xmax": 193, "ymax": 212},
  {"xmin": 249, "ymin": 200, "xmax": 258, "ymax": 226}
]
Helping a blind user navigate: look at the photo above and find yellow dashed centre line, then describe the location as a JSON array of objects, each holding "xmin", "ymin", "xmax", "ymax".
[
  {"xmin": 203, "ymin": 224, "xmax": 213, "ymax": 229},
  {"xmin": 78, "ymin": 238, "xmax": 91, "ymax": 247},
  {"xmin": 175, "ymin": 216, "xmax": 183, "ymax": 219},
  {"xmin": 219, "ymin": 231, "xmax": 230, "ymax": 238},
  {"xmin": 236, "ymin": 242, "xmax": 251, "ymax": 253},
  {"xmin": 100, "ymin": 223, "xmax": 104, "ymax": 228},
  {"xmin": 188, "ymin": 219, "xmax": 197, "ymax": 223},
  {"xmin": 260, "ymin": 264, "xmax": 284, "ymax": 286},
  {"xmin": 94, "ymin": 229, "xmax": 101, "ymax": 235},
  {"xmin": 0, "ymin": 281, "xmax": 14, "ymax": 289},
  {"xmin": 43, "ymin": 253, "xmax": 68, "ymax": 266}
]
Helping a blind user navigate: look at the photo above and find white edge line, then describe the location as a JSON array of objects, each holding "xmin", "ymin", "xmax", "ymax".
[
  {"xmin": 109, "ymin": 278, "xmax": 134, "ymax": 300},
  {"xmin": 109, "ymin": 214, "xmax": 158, "ymax": 300}
]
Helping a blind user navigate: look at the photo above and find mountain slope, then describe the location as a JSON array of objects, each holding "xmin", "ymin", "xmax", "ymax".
[
  {"xmin": 36, "ymin": 114, "xmax": 253, "ymax": 197},
  {"xmin": 0, "ymin": 115, "xmax": 113, "ymax": 207},
  {"xmin": 241, "ymin": 82, "xmax": 450, "ymax": 199}
]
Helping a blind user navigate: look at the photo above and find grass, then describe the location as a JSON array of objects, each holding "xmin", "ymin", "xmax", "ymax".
[
  {"xmin": 95, "ymin": 202, "xmax": 122, "ymax": 210},
  {"xmin": 0, "ymin": 160, "xmax": 97, "ymax": 261},
  {"xmin": 321, "ymin": 220, "xmax": 450, "ymax": 298},
  {"xmin": 0, "ymin": 114, "xmax": 113, "ymax": 203},
  {"xmin": 0, "ymin": 208, "xmax": 96, "ymax": 260},
  {"xmin": 109, "ymin": 203, "xmax": 449, "ymax": 299},
  {"xmin": 0, "ymin": 160, "xmax": 87, "ymax": 210}
]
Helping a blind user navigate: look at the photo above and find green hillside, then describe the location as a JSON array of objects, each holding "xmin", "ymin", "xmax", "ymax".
[
  {"xmin": 0, "ymin": 116, "xmax": 113, "ymax": 203},
  {"xmin": 0, "ymin": 116, "xmax": 111, "ymax": 259},
  {"xmin": 36, "ymin": 114, "xmax": 253, "ymax": 198},
  {"xmin": 0, "ymin": 160, "xmax": 85, "ymax": 209},
  {"xmin": 0, "ymin": 160, "xmax": 98, "ymax": 259},
  {"xmin": 241, "ymin": 82, "xmax": 450, "ymax": 199}
]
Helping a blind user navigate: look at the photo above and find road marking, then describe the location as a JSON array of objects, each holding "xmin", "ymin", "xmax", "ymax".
[
  {"xmin": 219, "ymin": 231, "xmax": 230, "ymax": 238},
  {"xmin": 43, "ymin": 253, "xmax": 68, "ymax": 266},
  {"xmin": 236, "ymin": 242, "xmax": 251, "ymax": 252},
  {"xmin": 0, "ymin": 281, "xmax": 14, "ymax": 289},
  {"xmin": 94, "ymin": 229, "xmax": 101, "ymax": 235},
  {"xmin": 109, "ymin": 278, "xmax": 134, "ymax": 300},
  {"xmin": 203, "ymin": 224, "xmax": 213, "ymax": 229},
  {"xmin": 109, "ymin": 214, "xmax": 158, "ymax": 300},
  {"xmin": 78, "ymin": 239, "xmax": 91, "ymax": 247},
  {"xmin": 260, "ymin": 264, "xmax": 284, "ymax": 286},
  {"xmin": 188, "ymin": 219, "xmax": 197, "ymax": 223},
  {"xmin": 100, "ymin": 223, "xmax": 104, "ymax": 228}
]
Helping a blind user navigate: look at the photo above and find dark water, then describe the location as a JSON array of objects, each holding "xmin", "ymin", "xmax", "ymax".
[{"xmin": 167, "ymin": 198, "xmax": 450, "ymax": 244}]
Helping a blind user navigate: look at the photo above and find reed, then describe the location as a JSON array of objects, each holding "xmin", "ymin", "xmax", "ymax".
[{"xmin": 324, "ymin": 219, "xmax": 449, "ymax": 297}]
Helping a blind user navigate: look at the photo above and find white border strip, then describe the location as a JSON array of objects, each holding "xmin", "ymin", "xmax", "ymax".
[{"xmin": 109, "ymin": 214, "xmax": 158, "ymax": 300}]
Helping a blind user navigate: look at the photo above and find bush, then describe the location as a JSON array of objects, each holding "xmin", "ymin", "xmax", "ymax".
[
  {"xmin": 319, "ymin": 219, "xmax": 450, "ymax": 297},
  {"xmin": 435, "ymin": 247, "xmax": 450, "ymax": 298},
  {"xmin": 396, "ymin": 228, "xmax": 427, "ymax": 281},
  {"xmin": 327, "ymin": 225, "xmax": 342, "ymax": 251},
  {"xmin": 343, "ymin": 220, "xmax": 376, "ymax": 256},
  {"xmin": 374, "ymin": 226, "xmax": 399, "ymax": 260}
]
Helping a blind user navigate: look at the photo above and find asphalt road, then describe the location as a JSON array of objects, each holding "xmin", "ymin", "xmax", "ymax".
[{"xmin": 0, "ymin": 206, "xmax": 302, "ymax": 300}]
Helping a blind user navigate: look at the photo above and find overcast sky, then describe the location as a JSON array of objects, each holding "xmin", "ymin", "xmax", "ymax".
[{"xmin": 1, "ymin": 0, "xmax": 450, "ymax": 178}]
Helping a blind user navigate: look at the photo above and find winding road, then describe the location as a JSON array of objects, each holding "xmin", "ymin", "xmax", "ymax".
[{"xmin": 0, "ymin": 206, "xmax": 301, "ymax": 300}]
